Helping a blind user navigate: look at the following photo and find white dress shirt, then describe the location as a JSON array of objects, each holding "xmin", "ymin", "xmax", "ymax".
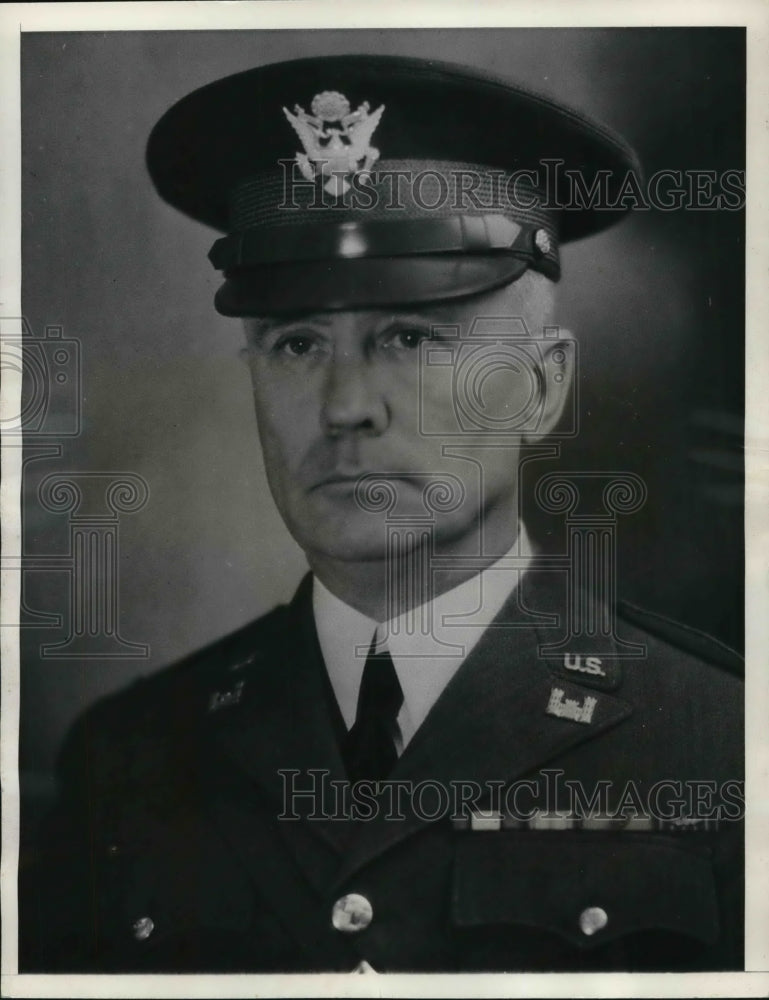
[{"xmin": 312, "ymin": 524, "xmax": 533, "ymax": 750}]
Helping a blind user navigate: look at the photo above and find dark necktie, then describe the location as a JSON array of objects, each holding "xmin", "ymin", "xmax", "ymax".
[{"xmin": 344, "ymin": 635, "xmax": 404, "ymax": 784}]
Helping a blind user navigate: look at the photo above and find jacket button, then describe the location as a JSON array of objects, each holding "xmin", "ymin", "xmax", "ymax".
[
  {"xmin": 331, "ymin": 893, "xmax": 373, "ymax": 933},
  {"xmin": 579, "ymin": 906, "xmax": 608, "ymax": 936},
  {"xmin": 132, "ymin": 916, "xmax": 155, "ymax": 941}
]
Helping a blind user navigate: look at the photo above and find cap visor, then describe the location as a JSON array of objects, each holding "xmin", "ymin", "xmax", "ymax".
[{"xmin": 215, "ymin": 254, "xmax": 532, "ymax": 317}]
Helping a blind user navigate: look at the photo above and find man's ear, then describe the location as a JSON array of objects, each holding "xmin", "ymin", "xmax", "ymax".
[{"xmin": 523, "ymin": 332, "xmax": 576, "ymax": 444}]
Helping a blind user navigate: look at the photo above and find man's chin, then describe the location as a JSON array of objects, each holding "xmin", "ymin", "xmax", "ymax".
[
  {"xmin": 286, "ymin": 505, "xmax": 388, "ymax": 562},
  {"xmin": 289, "ymin": 507, "xmax": 481, "ymax": 565},
  {"xmin": 281, "ymin": 482, "xmax": 489, "ymax": 564},
  {"xmin": 300, "ymin": 532, "xmax": 390, "ymax": 564},
  {"xmin": 290, "ymin": 504, "xmax": 450, "ymax": 563}
]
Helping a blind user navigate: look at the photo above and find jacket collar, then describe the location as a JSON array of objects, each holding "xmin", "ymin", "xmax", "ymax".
[
  {"xmin": 208, "ymin": 569, "xmax": 634, "ymax": 874},
  {"xmin": 313, "ymin": 525, "xmax": 535, "ymax": 738}
]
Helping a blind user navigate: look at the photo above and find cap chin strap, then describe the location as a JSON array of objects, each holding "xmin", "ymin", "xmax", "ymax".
[{"xmin": 209, "ymin": 214, "xmax": 558, "ymax": 279}]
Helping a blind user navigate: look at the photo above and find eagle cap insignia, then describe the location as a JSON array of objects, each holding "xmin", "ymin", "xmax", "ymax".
[{"xmin": 282, "ymin": 90, "xmax": 385, "ymax": 197}]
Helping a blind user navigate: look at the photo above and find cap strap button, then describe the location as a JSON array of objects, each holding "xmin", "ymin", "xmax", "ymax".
[{"xmin": 534, "ymin": 228, "xmax": 552, "ymax": 256}]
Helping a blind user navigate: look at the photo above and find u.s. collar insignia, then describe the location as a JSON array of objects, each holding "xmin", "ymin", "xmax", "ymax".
[
  {"xmin": 550, "ymin": 653, "xmax": 622, "ymax": 691},
  {"xmin": 283, "ymin": 90, "xmax": 385, "ymax": 197}
]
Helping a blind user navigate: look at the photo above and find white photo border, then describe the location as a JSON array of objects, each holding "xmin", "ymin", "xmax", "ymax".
[{"xmin": 2, "ymin": 2, "xmax": 767, "ymax": 996}]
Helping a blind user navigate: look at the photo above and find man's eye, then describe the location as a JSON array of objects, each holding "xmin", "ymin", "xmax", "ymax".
[
  {"xmin": 275, "ymin": 335, "xmax": 316, "ymax": 357},
  {"xmin": 382, "ymin": 327, "xmax": 431, "ymax": 351}
]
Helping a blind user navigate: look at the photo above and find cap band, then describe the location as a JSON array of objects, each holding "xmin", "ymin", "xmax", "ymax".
[
  {"xmin": 230, "ymin": 160, "xmax": 553, "ymax": 224},
  {"xmin": 209, "ymin": 214, "xmax": 558, "ymax": 279}
]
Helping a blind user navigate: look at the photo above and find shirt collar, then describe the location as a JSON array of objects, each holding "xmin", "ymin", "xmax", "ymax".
[{"xmin": 312, "ymin": 524, "xmax": 533, "ymax": 743}]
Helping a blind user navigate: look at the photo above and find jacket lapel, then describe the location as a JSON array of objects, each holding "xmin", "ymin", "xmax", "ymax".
[
  {"xmin": 332, "ymin": 569, "xmax": 634, "ymax": 884},
  {"xmin": 206, "ymin": 575, "xmax": 351, "ymax": 854}
]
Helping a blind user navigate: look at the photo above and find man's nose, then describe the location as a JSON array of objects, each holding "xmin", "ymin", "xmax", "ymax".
[{"xmin": 321, "ymin": 359, "xmax": 390, "ymax": 437}]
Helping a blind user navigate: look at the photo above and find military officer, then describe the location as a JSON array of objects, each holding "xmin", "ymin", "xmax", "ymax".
[{"xmin": 19, "ymin": 54, "xmax": 743, "ymax": 973}]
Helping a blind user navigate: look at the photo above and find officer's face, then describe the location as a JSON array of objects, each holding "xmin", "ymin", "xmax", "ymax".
[{"xmin": 244, "ymin": 274, "xmax": 570, "ymax": 563}]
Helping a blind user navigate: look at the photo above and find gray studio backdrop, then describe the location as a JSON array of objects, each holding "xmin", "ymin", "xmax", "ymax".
[{"xmin": 19, "ymin": 29, "xmax": 744, "ymax": 815}]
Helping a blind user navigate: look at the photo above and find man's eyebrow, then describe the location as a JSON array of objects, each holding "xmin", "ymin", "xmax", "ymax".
[
  {"xmin": 376, "ymin": 312, "xmax": 441, "ymax": 330},
  {"xmin": 254, "ymin": 310, "xmax": 454, "ymax": 340},
  {"xmin": 256, "ymin": 314, "xmax": 335, "ymax": 334}
]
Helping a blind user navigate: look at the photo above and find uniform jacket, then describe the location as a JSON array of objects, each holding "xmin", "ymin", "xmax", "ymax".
[{"xmin": 19, "ymin": 570, "xmax": 744, "ymax": 973}]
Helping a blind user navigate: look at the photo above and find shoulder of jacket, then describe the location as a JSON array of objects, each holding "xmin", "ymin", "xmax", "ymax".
[
  {"xmin": 58, "ymin": 600, "xmax": 296, "ymax": 775},
  {"xmin": 155, "ymin": 599, "xmax": 293, "ymax": 684},
  {"xmin": 140, "ymin": 598, "xmax": 294, "ymax": 693},
  {"xmin": 616, "ymin": 599, "xmax": 744, "ymax": 679}
]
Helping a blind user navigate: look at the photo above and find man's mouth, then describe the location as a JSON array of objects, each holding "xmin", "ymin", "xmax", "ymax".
[
  {"xmin": 310, "ymin": 472, "xmax": 419, "ymax": 493},
  {"xmin": 311, "ymin": 472, "xmax": 363, "ymax": 489},
  {"xmin": 311, "ymin": 479, "xmax": 359, "ymax": 494}
]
